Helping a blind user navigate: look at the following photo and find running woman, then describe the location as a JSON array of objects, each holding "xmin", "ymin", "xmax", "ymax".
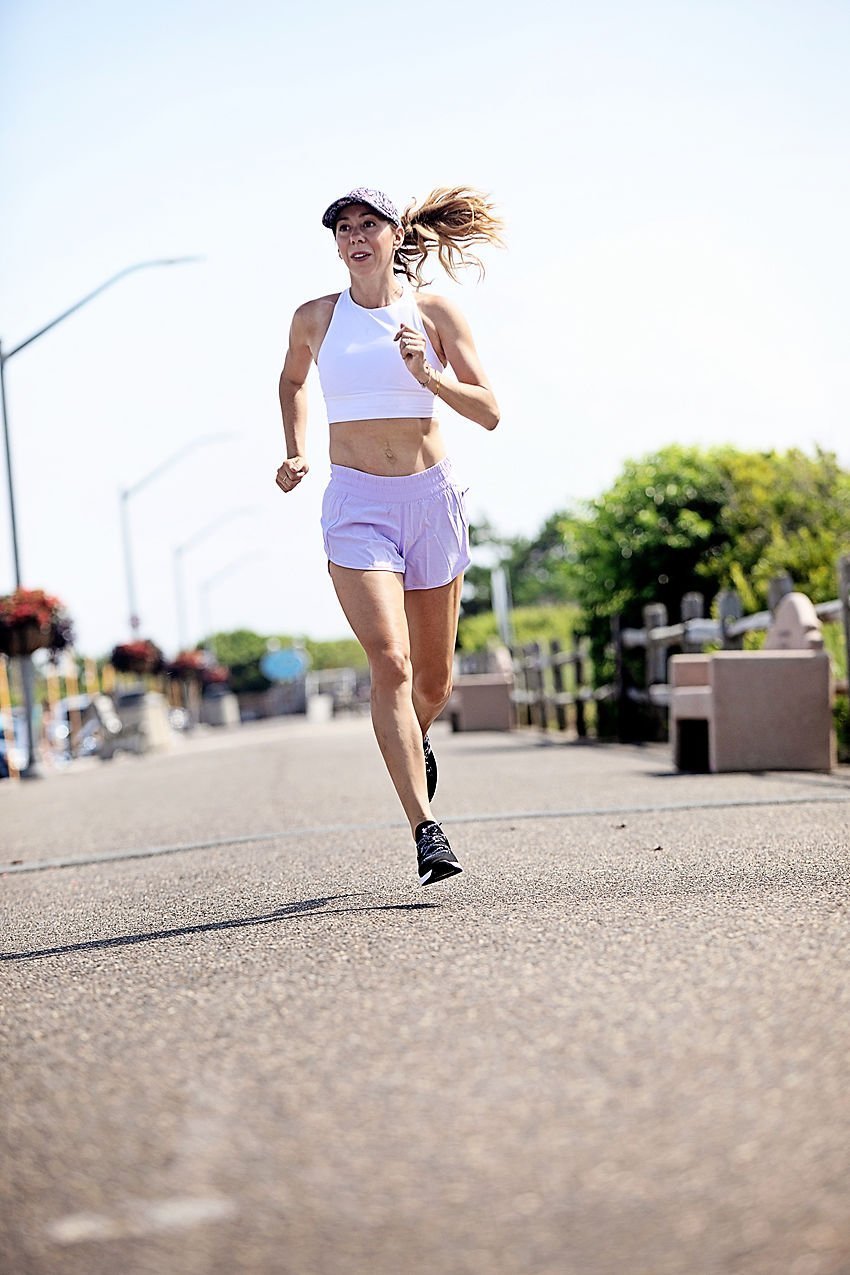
[{"xmin": 276, "ymin": 186, "xmax": 502, "ymax": 884}]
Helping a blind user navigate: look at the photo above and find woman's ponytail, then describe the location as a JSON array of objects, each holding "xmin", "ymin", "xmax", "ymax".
[{"xmin": 395, "ymin": 186, "xmax": 504, "ymax": 285}]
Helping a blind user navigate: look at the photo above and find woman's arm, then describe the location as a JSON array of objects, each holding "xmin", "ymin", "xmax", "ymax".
[
  {"xmin": 276, "ymin": 304, "xmax": 314, "ymax": 492},
  {"xmin": 404, "ymin": 295, "xmax": 500, "ymax": 431}
]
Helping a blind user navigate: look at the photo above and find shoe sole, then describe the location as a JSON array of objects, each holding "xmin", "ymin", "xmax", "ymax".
[{"xmin": 419, "ymin": 860, "xmax": 463, "ymax": 886}]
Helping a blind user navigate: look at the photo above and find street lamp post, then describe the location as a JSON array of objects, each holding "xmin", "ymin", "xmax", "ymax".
[
  {"xmin": 173, "ymin": 508, "xmax": 254, "ymax": 650},
  {"xmin": 119, "ymin": 435, "xmax": 233, "ymax": 637},
  {"xmin": 0, "ymin": 342, "xmax": 23, "ymax": 586},
  {"xmin": 0, "ymin": 257, "xmax": 201, "ymax": 777}
]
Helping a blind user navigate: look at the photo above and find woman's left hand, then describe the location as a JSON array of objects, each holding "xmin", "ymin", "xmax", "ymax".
[{"xmin": 394, "ymin": 323, "xmax": 428, "ymax": 385}]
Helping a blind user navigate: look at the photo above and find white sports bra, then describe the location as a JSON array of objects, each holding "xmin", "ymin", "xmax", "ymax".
[{"xmin": 317, "ymin": 286, "xmax": 444, "ymax": 423}]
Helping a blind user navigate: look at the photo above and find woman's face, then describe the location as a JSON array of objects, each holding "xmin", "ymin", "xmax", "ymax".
[{"xmin": 334, "ymin": 203, "xmax": 402, "ymax": 274}]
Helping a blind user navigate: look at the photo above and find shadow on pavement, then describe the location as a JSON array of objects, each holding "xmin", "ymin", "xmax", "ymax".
[
  {"xmin": 643, "ymin": 768, "xmax": 850, "ymax": 790},
  {"xmin": 0, "ymin": 894, "xmax": 441, "ymax": 964}
]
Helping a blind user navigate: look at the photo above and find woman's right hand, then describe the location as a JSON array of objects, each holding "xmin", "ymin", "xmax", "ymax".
[{"xmin": 276, "ymin": 456, "xmax": 309, "ymax": 493}]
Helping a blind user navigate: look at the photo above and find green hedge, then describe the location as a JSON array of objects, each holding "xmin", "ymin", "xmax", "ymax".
[{"xmin": 457, "ymin": 604, "xmax": 579, "ymax": 653}]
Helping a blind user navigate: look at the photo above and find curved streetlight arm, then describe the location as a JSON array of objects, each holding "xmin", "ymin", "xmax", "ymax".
[
  {"xmin": 201, "ymin": 552, "xmax": 263, "ymax": 593},
  {"xmin": 174, "ymin": 508, "xmax": 255, "ymax": 648},
  {"xmin": 2, "ymin": 257, "xmax": 204, "ymax": 364},
  {"xmin": 123, "ymin": 432, "xmax": 233, "ymax": 500},
  {"xmin": 120, "ymin": 432, "xmax": 234, "ymax": 634},
  {"xmin": 199, "ymin": 552, "xmax": 265, "ymax": 653},
  {"xmin": 176, "ymin": 507, "xmax": 255, "ymax": 557}
]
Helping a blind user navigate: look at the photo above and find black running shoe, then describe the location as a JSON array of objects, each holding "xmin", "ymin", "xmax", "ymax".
[
  {"xmin": 415, "ymin": 821, "xmax": 462, "ymax": 886},
  {"xmin": 423, "ymin": 733, "xmax": 438, "ymax": 802}
]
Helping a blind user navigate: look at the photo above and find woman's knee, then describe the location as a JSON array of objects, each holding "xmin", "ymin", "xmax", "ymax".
[
  {"xmin": 369, "ymin": 644, "xmax": 412, "ymax": 690},
  {"xmin": 413, "ymin": 668, "xmax": 453, "ymax": 711}
]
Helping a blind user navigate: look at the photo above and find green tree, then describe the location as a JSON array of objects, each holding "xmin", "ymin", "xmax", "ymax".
[
  {"xmin": 204, "ymin": 629, "xmax": 369, "ymax": 694},
  {"xmin": 457, "ymin": 604, "xmax": 578, "ymax": 652},
  {"xmin": 303, "ymin": 637, "xmax": 368, "ymax": 671},
  {"xmin": 503, "ymin": 513, "xmax": 576, "ymax": 606},
  {"xmin": 463, "ymin": 514, "xmax": 575, "ymax": 616},
  {"xmin": 210, "ymin": 629, "xmax": 269, "ymax": 667},
  {"xmin": 708, "ymin": 448, "xmax": 850, "ymax": 612},
  {"xmin": 563, "ymin": 445, "xmax": 850, "ymax": 627},
  {"xmin": 462, "ymin": 515, "xmax": 515, "ymax": 616},
  {"xmin": 206, "ymin": 629, "xmax": 272, "ymax": 694},
  {"xmin": 556, "ymin": 445, "xmax": 850, "ymax": 734}
]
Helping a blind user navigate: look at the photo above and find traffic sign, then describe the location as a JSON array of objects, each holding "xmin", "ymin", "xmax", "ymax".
[{"xmin": 260, "ymin": 647, "xmax": 309, "ymax": 683}]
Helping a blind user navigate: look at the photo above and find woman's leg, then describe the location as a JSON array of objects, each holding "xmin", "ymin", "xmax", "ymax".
[
  {"xmin": 404, "ymin": 574, "xmax": 464, "ymax": 734},
  {"xmin": 329, "ymin": 564, "xmax": 431, "ymax": 833}
]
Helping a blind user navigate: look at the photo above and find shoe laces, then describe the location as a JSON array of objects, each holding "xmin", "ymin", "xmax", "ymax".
[{"xmin": 417, "ymin": 821, "xmax": 447, "ymax": 855}]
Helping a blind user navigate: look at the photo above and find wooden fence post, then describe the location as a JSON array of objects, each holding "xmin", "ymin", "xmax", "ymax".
[
  {"xmin": 510, "ymin": 646, "xmax": 528, "ymax": 728},
  {"xmin": 0, "ymin": 657, "xmax": 19, "ymax": 780},
  {"xmin": 573, "ymin": 634, "xmax": 587, "ymax": 738},
  {"xmin": 527, "ymin": 641, "xmax": 546, "ymax": 730},
  {"xmin": 839, "ymin": 555, "xmax": 850, "ymax": 689},
  {"xmin": 65, "ymin": 659, "xmax": 81, "ymax": 756},
  {"xmin": 768, "ymin": 572, "xmax": 794, "ymax": 613},
  {"xmin": 549, "ymin": 639, "xmax": 568, "ymax": 732},
  {"xmin": 643, "ymin": 603, "xmax": 668, "ymax": 686},
  {"xmin": 681, "ymin": 592, "xmax": 705, "ymax": 653},
  {"xmin": 612, "ymin": 614, "xmax": 628, "ymax": 742},
  {"xmin": 718, "ymin": 590, "xmax": 743, "ymax": 650}
]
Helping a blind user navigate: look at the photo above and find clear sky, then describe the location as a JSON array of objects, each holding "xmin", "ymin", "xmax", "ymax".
[{"xmin": 2, "ymin": 0, "xmax": 849, "ymax": 655}]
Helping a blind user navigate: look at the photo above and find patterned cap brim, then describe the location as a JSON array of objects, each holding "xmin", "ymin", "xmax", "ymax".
[{"xmin": 321, "ymin": 187, "xmax": 401, "ymax": 230}]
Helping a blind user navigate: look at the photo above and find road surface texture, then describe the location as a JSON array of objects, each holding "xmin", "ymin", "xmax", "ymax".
[{"xmin": 2, "ymin": 716, "xmax": 849, "ymax": 1275}]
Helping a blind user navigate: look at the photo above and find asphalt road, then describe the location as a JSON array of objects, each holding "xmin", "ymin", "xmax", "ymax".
[{"xmin": 2, "ymin": 717, "xmax": 849, "ymax": 1275}]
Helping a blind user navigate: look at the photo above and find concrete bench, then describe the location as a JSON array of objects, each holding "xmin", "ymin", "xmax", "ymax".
[
  {"xmin": 442, "ymin": 673, "xmax": 514, "ymax": 732},
  {"xmin": 669, "ymin": 592, "xmax": 835, "ymax": 772}
]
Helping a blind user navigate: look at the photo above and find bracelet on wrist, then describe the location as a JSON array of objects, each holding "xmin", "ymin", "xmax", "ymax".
[{"xmin": 418, "ymin": 364, "xmax": 442, "ymax": 395}]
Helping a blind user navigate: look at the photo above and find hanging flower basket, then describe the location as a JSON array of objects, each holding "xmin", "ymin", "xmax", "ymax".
[
  {"xmin": 167, "ymin": 649, "xmax": 208, "ymax": 681},
  {"xmin": 0, "ymin": 589, "xmax": 74, "ymax": 658},
  {"xmin": 111, "ymin": 639, "xmax": 165, "ymax": 675},
  {"xmin": 201, "ymin": 663, "xmax": 230, "ymax": 688}
]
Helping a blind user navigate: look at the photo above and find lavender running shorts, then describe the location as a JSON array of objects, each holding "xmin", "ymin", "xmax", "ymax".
[{"xmin": 321, "ymin": 458, "xmax": 471, "ymax": 591}]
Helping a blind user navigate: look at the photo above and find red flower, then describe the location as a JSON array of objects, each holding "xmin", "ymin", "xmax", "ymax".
[
  {"xmin": 201, "ymin": 664, "xmax": 230, "ymax": 686},
  {"xmin": 0, "ymin": 588, "xmax": 63, "ymax": 628},
  {"xmin": 168, "ymin": 649, "xmax": 209, "ymax": 676},
  {"xmin": 0, "ymin": 588, "xmax": 74, "ymax": 653},
  {"xmin": 111, "ymin": 639, "xmax": 165, "ymax": 674}
]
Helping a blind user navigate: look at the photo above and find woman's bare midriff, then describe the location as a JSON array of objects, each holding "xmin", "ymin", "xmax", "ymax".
[{"xmin": 329, "ymin": 416, "xmax": 447, "ymax": 476}]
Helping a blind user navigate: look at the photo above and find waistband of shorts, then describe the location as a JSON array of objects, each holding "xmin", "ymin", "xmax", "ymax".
[{"xmin": 327, "ymin": 457, "xmax": 458, "ymax": 502}]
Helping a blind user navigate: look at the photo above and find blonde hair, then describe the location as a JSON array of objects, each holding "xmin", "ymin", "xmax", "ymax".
[{"xmin": 395, "ymin": 186, "xmax": 504, "ymax": 286}]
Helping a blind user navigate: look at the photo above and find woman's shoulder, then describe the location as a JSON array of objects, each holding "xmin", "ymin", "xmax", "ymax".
[
  {"xmin": 413, "ymin": 289, "xmax": 458, "ymax": 318},
  {"xmin": 294, "ymin": 292, "xmax": 343, "ymax": 323},
  {"xmin": 290, "ymin": 293, "xmax": 343, "ymax": 347},
  {"xmin": 412, "ymin": 290, "xmax": 467, "ymax": 333}
]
